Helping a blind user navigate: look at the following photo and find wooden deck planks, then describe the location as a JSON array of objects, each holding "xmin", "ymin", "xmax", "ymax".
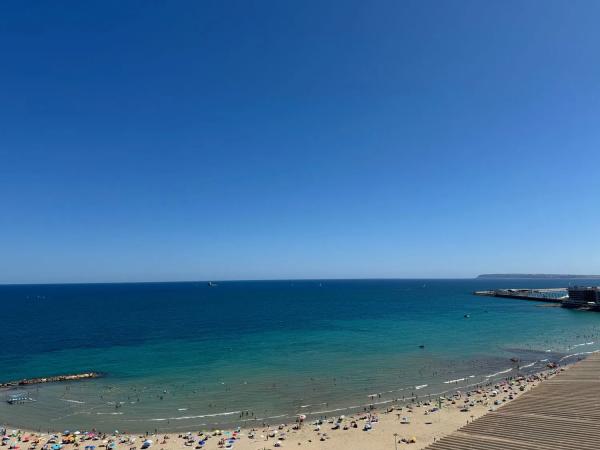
[{"xmin": 426, "ymin": 354, "xmax": 600, "ymax": 450}]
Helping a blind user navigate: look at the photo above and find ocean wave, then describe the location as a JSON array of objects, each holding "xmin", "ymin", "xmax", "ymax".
[
  {"xmin": 149, "ymin": 410, "xmax": 241, "ymax": 422},
  {"xmin": 559, "ymin": 350, "xmax": 600, "ymax": 362},
  {"xmin": 485, "ymin": 368, "xmax": 512, "ymax": 378},
  {"xmin": 415, "ymin": 384, "xmax": 428, "ymax": 390},
  {"xmin": 444, "ymin": 377, "xmax": 468, "ymax": 384},
  {"xmin": 520, "ymin": 362, "xmax": 535, "ymax": 369},
  {"xmin": 260, "ymin": 414, "xmax": 288, "ymax": 420},
  {"xmin": 300, "ymin": 402, "xmax": 327, "ymax": 408},
  {"xmin": 60, "ymin": 399, "xmax": 85, "ymax": 404},
  {"xmin": 570, "ymin": 342, "xmax": 595, "ymax": 349},
  {"xmin": 368, "ymin": 399, "xmax": 395, "ymax": 406},
  {"xmin": 309, "ymin": 407, "xmax": 352, "ymax": 415}
]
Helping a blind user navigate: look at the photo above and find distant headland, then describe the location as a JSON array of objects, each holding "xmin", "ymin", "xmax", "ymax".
[{"xmin": 477, "ymin": 274, "xmax": 600, "ymax": 279}]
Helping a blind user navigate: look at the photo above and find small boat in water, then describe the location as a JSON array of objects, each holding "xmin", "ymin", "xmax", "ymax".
[{"xmin": 207, "ymin": 281, "xmax": 218, "ymax": 287}]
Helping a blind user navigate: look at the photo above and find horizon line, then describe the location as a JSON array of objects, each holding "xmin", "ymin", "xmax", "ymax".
[
  {"xmin": 0, "ymin": 276, "xmax": 480, "ymax": 286},
  {"xmin": 2, "ymin": 274, "xmax": 600, "ymax": 286}
]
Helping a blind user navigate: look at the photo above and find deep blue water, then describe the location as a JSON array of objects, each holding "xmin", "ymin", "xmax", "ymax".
[{"xmin": 1, "ymin": 279, "xmax": 599, "ymax": 432}]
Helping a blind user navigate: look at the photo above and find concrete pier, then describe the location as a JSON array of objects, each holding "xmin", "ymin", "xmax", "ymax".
[{"xmin": 473, "ymin": 288, "xmax": 568, "ymax": 303}]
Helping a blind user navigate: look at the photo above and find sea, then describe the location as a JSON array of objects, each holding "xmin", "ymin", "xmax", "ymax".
[{"xmin": 1, "ymin": 279, "xmax": 599, "ymax": 433}]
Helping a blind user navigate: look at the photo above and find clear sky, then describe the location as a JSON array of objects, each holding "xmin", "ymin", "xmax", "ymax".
[{"xmin": 1, "ymin": 1, "xmax": 600, "ymax": 283}]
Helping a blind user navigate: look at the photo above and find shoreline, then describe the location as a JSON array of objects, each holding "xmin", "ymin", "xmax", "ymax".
[
  {"xmin": 1, "ymin": 358, "xmax": 580, "ymax": 450},
  {"xmin": 0, "ymin": 361, "xmax": 556, "ymax": 432}
]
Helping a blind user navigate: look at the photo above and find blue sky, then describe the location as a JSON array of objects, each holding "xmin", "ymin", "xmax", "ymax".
[{"xmin": 1, "ymin": 0, "xmax": 600, "ymax": 283}]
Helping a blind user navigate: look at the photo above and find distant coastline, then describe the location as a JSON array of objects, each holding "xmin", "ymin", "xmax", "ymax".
[{"xmin": 477, "ymin": 274, "xmax": 600, "ymax": 279}]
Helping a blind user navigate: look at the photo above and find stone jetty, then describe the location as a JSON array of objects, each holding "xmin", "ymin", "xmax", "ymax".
[{"xmin": 0, "ymin": 372, "xmax": 102, "ymax": 388}]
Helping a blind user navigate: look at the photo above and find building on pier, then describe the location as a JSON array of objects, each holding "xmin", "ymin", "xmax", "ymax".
[{"xmin": 564, "ymin": 286, "xmax": 600, "ymax": 309}]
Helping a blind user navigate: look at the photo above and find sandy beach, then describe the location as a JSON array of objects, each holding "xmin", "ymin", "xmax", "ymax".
[{"xmin": 2, "ymin": 365, "xmax": 564, "ymax": 450}]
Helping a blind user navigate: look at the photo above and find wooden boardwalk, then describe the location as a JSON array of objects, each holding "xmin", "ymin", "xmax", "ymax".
[{"xmin": 426, "ymin": 353, "xmax": 600, "ymax": 450}]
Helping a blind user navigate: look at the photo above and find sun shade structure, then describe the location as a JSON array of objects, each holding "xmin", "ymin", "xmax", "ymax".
[{"xmin": 5, "ymin": 392, "xmax": 34, "ymax": 404}]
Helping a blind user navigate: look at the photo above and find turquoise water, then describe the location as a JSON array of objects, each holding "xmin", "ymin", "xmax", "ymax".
[{"xmin": 1, "ymin": 279, "xmax": 599, "ymax": 432}]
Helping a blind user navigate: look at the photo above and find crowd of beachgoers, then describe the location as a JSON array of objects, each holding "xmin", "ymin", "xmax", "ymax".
[{"xmin": 1, "ymin": 364, "xmax": 566, "ymax": 450}]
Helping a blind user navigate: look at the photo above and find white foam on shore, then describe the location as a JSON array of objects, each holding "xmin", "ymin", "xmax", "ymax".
[
  {"xmin": 309, "ymin": 407, "xmax": 350, "ymax": 415},
  {"xmin": 368, "ymin": 399, "xmax": 395, "ymax": 406},
  {"xmin": 444, "ymin": 377, "xmax": 468, "ymax": 384},
  {"xmin": 300, "ymin": 402, "xmax": 327, "ymax": 408},
  {"xmin": 559, "ymin": 350, "xmax": 600, "ymax": 362},
  {"xmin": 485, "ymin": 368, "xmax": 512, "ymax": 378},
  {"xmin": 149, "ymin": 410, "xmax": 241, "ymax": 421},
  {"xmin": 263, "ymin": 414, "xmax": 288, "ymax": 420},
  {"xmin": 570, "ymin": 342, "xmax": 594, "ymax": 349}
]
